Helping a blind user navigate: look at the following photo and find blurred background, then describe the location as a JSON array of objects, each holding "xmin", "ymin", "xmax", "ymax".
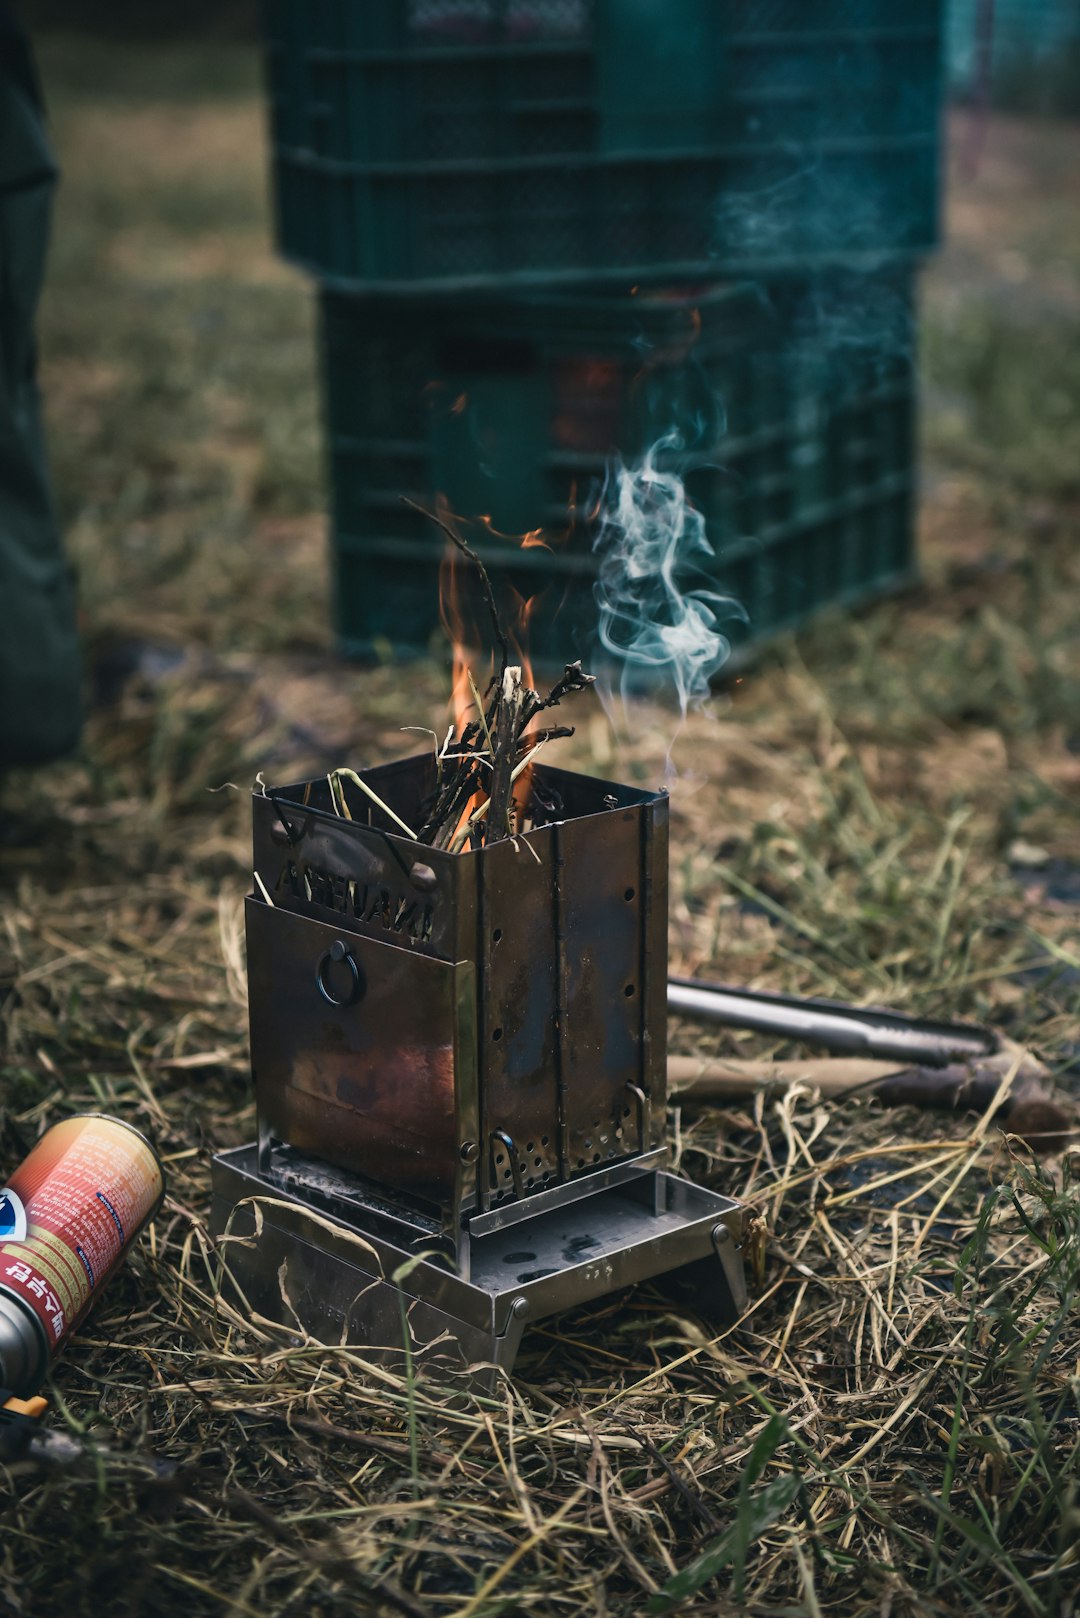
[{"xmin": 8, "ymin": 0, "xmax": 1079, "ymax": 703}]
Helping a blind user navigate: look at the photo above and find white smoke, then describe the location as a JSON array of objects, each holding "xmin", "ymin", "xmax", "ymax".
[{"xmin": 592, "ymin": 435, "xmax": 746, "ymax": 722}]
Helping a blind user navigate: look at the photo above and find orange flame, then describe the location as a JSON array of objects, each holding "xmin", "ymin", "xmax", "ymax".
[
  {"xmin": 436, "ymin": 499, "xmax": 483, "ymax": 743},
  {"xmin": 475, "ymin": 513, "xmax": 552, "ymax": 553},
  {"xmin": 507, "ymin": 586, "xmax": 543, "ymax": 824},
  {"xmin": 434, "ymin": 500, "xmax": 563, "ymax": 845},
  {"xmin": 438, "ymin": 537, "xmax": 487, "ymax": 848},
  {"xmin": 508, "ymin": 586, "xmax": 539, "ymax": 697}
]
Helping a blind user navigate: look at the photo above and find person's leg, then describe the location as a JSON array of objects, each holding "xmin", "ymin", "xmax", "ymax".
[{"xmin": 0, "ymin": 15, "xmax": 81, "ymax": 767}]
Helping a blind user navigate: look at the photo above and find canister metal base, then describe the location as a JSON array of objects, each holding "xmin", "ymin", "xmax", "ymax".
[{"xmin": 210, "ymin": 1145, "xmax": 746, "ymax": 1388}]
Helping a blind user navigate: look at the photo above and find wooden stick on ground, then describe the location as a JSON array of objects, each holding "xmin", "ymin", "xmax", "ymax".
[{"xmin": 667, "ymin": 1051, "xmax": 1072, "ymax": 1152}]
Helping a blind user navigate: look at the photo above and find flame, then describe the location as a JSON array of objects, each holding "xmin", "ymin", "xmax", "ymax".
[
  {"xmin": 436, "ymin": 499, "xmax": 483, "ymax": 743},
  {"xmin": 438, "ymin": 529, "xmax": 487, "ymax": 848},
  {"xmin": 434, "ymin": 500, "xmax": 562, "ymax": 844},
  {"xmin": 507, "ymin": 587, "xmax": 543, "ymax": 824},
  {"xmin": 475, "ymin": 513, "xmax": 552, "ymax": 553},
  {"xmin": 508, "ymin": 587, "xmax": 539, "ymax": 696}
]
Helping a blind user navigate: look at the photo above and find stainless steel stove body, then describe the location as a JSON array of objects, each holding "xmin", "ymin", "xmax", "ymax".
[{"xmin": 211, "ymin": 754, "xmax": 746, "ymax": 1381}]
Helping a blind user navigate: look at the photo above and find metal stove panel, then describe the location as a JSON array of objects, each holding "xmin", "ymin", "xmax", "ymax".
[
  {"xmin": 557, "ymin": 801, "xmax": 668, "ymax": 1169},
  {"xmin": 476, "ymin": 829, "xmax": 562, "ymax": 1196},
  {"xmin": 249, "ymin": 755, "xmax": 670, "ymax": 1231},
  {"xmin": 247, "ymin": 899, "xmax": 477, "ymax": 1215}
]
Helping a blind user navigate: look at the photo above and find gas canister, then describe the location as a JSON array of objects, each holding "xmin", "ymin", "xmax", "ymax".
[{"xmin": 0, "ymin": 1115, "xmax": 165, "ymax": 1395}]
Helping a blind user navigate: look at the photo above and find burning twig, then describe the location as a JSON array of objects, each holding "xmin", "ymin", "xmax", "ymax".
[
  {"xmin": 448, "ymin": 736, "xmax": 550, "ymax": 852},
  {"xmin": 398, "ymin": 499, "xmax": 595, "ymax": 851},
  {"xmin": 485, "ymin": 665, "xmax": 527, "ymax": 842},
  {"xmin": 432, "ymin": 663, "xmax": 594, "ymax": 850},
  {"xmin": 520, "ymin": 659, "xmax": 596, "ymax": 726}
]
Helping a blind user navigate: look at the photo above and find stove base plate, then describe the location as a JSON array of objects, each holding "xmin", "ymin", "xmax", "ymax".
[{"xmin": 210, "ymin": 1145, "xmax": 746, "ymax": 1388}]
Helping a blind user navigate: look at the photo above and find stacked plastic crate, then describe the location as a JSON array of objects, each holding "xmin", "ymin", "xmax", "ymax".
[{"xmin": 260, "ymin": 0, "xmax": 944, "ymax": 661}]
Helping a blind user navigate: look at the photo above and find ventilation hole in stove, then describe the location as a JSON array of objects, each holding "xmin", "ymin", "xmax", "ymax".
[
  {"xmin": 492, "ymin": 1027, "xmax": 503, "ymax": 1041},
  {"xmin": 583, "ymin": 1137, "xmax": 592, "ymax": 1150},
  {"xmin": 592, "ymin": 1152, "xmax": 601, "ymax": 1163},
  {"xmin": 624, "ymin": 887, "xmax": 635, "ymax": 901},
  {"xmin": 622, "ymin": 1106, "xmax": 632, "ymax": 1119},
  {"xmin": 526, "ymin": 1140, "xmax": 534, "ymax": 1152},
  {"xmin": 502, "ymin": 1168, "xmax": 511, "ymax": 1180},
  {"xmin": 492, "ymin": 927, "xmax": 503, "ymax": 944},
  {"xmin": 624, "ymin": 983, "xmax": 635, "ymax": 997},
  {"xmin": 541, "ymin": 1134, "xmax": 550, "ymax": 1146},
  {"xmin": 575, "ymin": 1157, "xmax": 585, "ymax": 1169},
  {"xmin": 503, "ymin": 1251, "xmax": 535, "ymax": 1264},
  {"xmin": 614, "ymin": 1127, "xmax": 623, "ymax": 1140},
  {"xmin": 534, "ymin": 1156, "xmax": 542, "ymax": 1167}
]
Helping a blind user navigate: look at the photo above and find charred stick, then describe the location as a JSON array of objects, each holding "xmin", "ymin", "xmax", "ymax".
[
  {"xmin": 480, "ymin": 665, "xmax": 526, "ymax": 844},
  {"xmin": 515, "ymin": 724, "xmax": 574, "ymax": 752},
  {"xmin": 418, "ymin": 718, "xmax": 487, "ymax": 841},
  {"xmin": 422, "ymin": 749, "xmax": 479, "ymax": 828},
  {"xmin": 389, "ymin": 510, "xmax": 596, "ymax": 848},
  {"xmin": 431, "ymin": 768, "xmax": 487, "ymax": 850},
  {"xmin": 449, "ymin": 736, "xmax": 549, "ymax": 848},
  {"xmin": 422, "ymin": 668, "xmax": 517, "ymax": 848},
  {"xmin": 424, "ymin": 685, "xmax": 506, "ymax": 846},
  {"xmin": 520, "ymin": 661, "xmax": 596, "ymax": 730}
]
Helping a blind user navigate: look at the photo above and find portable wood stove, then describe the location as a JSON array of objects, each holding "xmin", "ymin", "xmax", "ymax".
[{"xmin": 211, "ymin": 754, "xmax": 746, "ymax": 1382}]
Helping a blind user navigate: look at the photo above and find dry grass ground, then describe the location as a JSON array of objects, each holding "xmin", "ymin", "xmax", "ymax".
[{"xmin": 0, "ymin": 41, "xmax": 1077, "ymax": 1618}]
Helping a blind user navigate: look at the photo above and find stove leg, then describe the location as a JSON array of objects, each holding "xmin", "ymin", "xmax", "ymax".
[
  {"xmin": 400, "ymin": 1294, "xmax": 529, "ymax": 1391},
  {"xmin": 653, "ymin": 1219, "xmax": 748, "ymax": 1327},
  {"xmin": 210, "ymin": 1188, "xmax": 529, "ymax": 1392}
]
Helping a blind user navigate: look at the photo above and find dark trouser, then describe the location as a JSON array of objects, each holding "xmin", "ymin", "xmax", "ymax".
[{"xmin": 0, "ymin": 15, "xmax": 80, "ymax": 766}]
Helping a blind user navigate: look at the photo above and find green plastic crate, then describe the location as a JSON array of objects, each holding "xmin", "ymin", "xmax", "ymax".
[
  {"xmin": 320, "ymin": 270, "xmax": 917, "ymax": 666},
  {"xmin": 264, "ymin": 0, "xmax": 943, "ymax": 292}
]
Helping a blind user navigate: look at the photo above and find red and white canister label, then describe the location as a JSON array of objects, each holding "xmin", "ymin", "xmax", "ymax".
[{"xmin": 0, "ymin": 1117, "xmax": 163, "ymax": 1353}]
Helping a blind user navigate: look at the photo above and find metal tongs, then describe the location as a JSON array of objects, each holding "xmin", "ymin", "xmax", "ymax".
[{"xmin": 667, "ymin": 977, "xmax": 999, "ymax": 1068}]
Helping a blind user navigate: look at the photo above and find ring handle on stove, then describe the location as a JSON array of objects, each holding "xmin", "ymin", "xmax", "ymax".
[{"xmin": 316, "ymin": 939, "xmax": 363, "ymax": 1008}]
